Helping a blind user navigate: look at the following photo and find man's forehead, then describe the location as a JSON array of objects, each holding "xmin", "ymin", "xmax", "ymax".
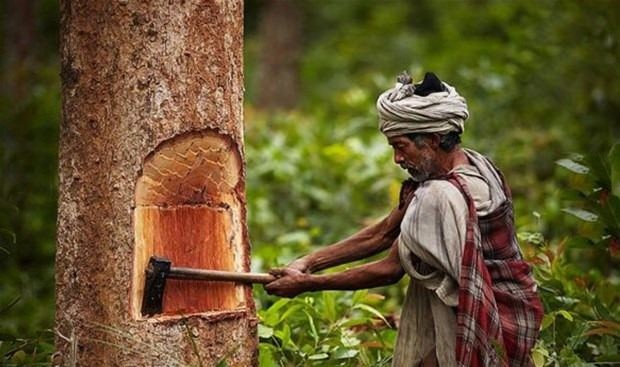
[{"xmin": 387, "ymin": 135, "xmax": 409, "ymax": 145}]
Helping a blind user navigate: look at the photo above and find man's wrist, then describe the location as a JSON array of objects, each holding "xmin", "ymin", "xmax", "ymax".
[
  {"xmin": 301, "ymin": 273, "xmax": 321, "ymax": 292},
  {"xmin": 291, "ymin": 257, "xmax": 314, "ymax": 273}
]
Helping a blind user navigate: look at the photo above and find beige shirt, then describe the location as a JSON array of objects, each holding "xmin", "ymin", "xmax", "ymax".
[{"xmin": 392, "ymin": 149, "xmax": 506, "ymax": 367}]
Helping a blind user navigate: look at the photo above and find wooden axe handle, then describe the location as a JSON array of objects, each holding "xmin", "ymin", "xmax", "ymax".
[{"xmin": 169, "ymin": 266, "xmax": 276, "ymax": 284}]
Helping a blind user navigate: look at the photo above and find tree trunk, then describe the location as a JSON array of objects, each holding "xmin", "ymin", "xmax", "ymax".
[
  {"xmin": 256, "ymin": 0, "xmax": 302, "ymax": 110},
  {"xmin": 1, "ymin": 0, "xmax": 36, "ymax": 100},
  {"xmin": 55, "ymin": 1, "xmax": 256, "ymax": 366}
]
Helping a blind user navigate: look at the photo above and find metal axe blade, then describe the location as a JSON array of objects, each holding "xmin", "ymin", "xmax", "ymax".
[{"xmin": 141, "ymin": 256, "xmax": 276, "ymax": 317}]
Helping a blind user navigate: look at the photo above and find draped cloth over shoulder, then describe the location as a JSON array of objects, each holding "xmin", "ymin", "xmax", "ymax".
[
  {"xmin": 393, "ymin": 150, "xmax": 544, "ymax": 367},
  {"xmin": 377, "ymin": 73, "xmax": 469, "ymax": 138}
]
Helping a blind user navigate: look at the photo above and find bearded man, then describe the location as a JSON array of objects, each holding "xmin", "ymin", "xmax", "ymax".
[{"xmin": 264, "ymin": 72, "xmax": 544, "ymax": 367}]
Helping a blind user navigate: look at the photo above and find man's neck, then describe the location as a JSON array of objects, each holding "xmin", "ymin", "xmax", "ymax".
[{"xmin": 435, "ymin": 146, "xmax": 468, "ymax": 176}]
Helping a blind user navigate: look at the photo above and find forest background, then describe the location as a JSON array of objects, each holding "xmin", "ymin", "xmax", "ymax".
[{"xmin": 1, "ymin": 0, "xmax": 619, "ymax": 366}]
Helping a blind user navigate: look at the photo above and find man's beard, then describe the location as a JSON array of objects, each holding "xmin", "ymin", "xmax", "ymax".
[{"xmin": 401, "ymin": 156, "xmax": 436, "ymax": 183}]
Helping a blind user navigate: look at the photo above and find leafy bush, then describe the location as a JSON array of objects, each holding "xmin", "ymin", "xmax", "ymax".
[
  {"xmin": 528, "ymin": 145, "xmax": 620, "ymax": 366},
  {"xmin": 257, "ymin": 290, "xmax": 397, "ymax": 366}
]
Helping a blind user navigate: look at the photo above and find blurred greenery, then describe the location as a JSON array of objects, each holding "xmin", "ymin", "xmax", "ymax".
[{"xmin": 2, "ymin": 0, "xmax": 619, "ymax": 365}]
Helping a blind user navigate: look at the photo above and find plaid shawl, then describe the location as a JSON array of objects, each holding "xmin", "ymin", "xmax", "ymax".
[{"xmin": 447, "ymin": 172, "xmax": 543, "ymax": 367}]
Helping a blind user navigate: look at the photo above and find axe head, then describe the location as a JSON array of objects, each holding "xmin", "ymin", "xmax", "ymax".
[{"xmin": 141, "ymin": 256, "xmax": 171, "ymax": 317}]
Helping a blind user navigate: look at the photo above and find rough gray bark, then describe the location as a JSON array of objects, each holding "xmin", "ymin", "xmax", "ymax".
[{"xmin": 56, "ymin": 1, "xmax": 256, "ymax": 366}]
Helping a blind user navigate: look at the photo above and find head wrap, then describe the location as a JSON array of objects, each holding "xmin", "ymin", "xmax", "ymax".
[{"xmin": 377, "ymin": 72, "xmax": 469, "ymax": 138}]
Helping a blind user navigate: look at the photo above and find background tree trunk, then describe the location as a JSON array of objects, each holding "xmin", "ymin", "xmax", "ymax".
[
  {"xmin": 256, "ymin": 0, "xmax": 302, "ymax": 110},
  {"xmin": 1, "ymin": 0, "xmax": 36, "ymax": 100},
  {"xmin": 55, "ymin": 1, "xmax": 256, "ymax": 366}
]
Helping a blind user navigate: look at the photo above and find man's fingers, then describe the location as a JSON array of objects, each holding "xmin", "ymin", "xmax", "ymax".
[
  {"xmin": 269, "ymin": 267, "xmax": 303, "ymax": 278},
  {"xmin": 264, "ymin": 280, "xmax": 293, "ymax": 298},
  {"xmin": 263, "ymin": 273, "xmax": 306, "ymax": 298},
  {"xmin": 269, "ymin": 268, "xmax": 286, "ymax": 277}
]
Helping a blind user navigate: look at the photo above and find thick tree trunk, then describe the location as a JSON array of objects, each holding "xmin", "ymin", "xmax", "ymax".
[
  {"xmin": 256, "ymin": 0, "xmax": 302, "ymax": 110},
  {"xmin": 55, "ymin": 1, "xmax": 256, "ymax": 366}
]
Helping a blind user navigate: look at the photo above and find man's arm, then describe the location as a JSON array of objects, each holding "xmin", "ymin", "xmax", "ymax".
[
  {"xmin": 288, "ymin": 181, "xmax": 416, "ymax": 273},
  {"xmin": 265, "ymin": 240, "xmax": 405, "ymax": 298}
]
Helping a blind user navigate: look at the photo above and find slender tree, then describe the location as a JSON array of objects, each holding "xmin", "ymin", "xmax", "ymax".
[
  {"xmin": 1, "ymin": 0, "xmax": 36, "ymax": 100},
  {"xmin": 56, "ymin": 1, "xmax": 256, "ymax": 365},
  {"xmin": 256, "ymin": 0, "xmax": 302, "ymax": 110}
]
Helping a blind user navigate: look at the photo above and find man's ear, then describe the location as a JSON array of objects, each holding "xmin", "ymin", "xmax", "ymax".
[{"xmin": 426, "ymin": 134, "xmax": 441, "ymax": 150}]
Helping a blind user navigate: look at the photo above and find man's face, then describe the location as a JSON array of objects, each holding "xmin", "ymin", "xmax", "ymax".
[{"xmin": 387, "ymin": 135, "xmax": 439, "ymax": 182}]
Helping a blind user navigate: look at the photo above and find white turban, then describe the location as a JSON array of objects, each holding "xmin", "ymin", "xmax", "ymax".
[{"xmin": 377, "ymin": 76, "xmax": 469, "ymax": 138}]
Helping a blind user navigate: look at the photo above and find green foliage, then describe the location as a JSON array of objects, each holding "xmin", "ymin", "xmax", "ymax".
[
  {"xmin": 0, "ymin": 330, "xmax": 54, "ymax": 366},
  {"xmin": 523, "ymin": 145, "xmax": 620, "ymax": 366},
  {"xmin": 257, "ymin": 290, "xmax": 395, "ymax": 366},
  {"xmin": 0, "ymin": 61, "xmax": 59, "ymax": 364}
]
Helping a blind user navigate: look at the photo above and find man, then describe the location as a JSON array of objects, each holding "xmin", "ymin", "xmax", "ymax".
[{"xmin": 265, "ymin": 72, "xmax": 543, "ymax": 367}]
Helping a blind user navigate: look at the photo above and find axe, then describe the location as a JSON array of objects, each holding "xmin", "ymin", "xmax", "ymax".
[{"xmin": 141, "ymin": 256, "xmax": 276, "ymax": 316}]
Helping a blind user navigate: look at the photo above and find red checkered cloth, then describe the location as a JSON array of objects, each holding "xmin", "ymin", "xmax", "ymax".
[{"xmin": 447, "ymin": 172, "xmax": 544, "ymax": 367}]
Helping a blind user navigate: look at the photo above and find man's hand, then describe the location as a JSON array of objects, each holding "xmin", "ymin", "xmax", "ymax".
[
  {"xmin": 265, "ymin": 267, "xmax": 313, "ymax": 298},
  {"xmin": 398, "ymin": 178, "xmax": 418, "ymax": 210},
  {"xmin": 269, "ymin": 257, "xmax": 312, "ymax": 279}
]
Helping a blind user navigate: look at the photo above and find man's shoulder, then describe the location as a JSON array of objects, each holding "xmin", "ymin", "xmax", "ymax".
[
  {"xmin": 414, "ymin": 179, "xmax": 467, "ymax": 210},
  {"xmin": 462, "ymin": 147, "xmax": 490, "ymax": 161}
]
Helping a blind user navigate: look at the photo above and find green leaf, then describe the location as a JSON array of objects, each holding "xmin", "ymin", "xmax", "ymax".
[
  {"xmin": 557, "ymin": 310, "xmax": 574, "ymax": 322},
  {"xmin": 303, "ymin": 311, "xmax": 319, "ymax": 344},
  {"xmin": 333, "ymin": 347, "xmax": 359, "ymax": 359},
  {"xmin": 261, "ymin": 299, "xmax": 291, "ymax": 327},
  {"xmin": 531, "ymin": 347, "xmax": 548, "ymax": 367},
  {"xmin": 340, "ymin": 335, "xmax": 360, "ymax": 347},
  {"xmin": 322, "ymin": 292, "xmax": 337, "ymax": 323},
  {"xmin": 307, "ymin": 353, "xmax": 329, "ymax": 360},
  {"xmin": 258, "ymin": 344, "xmax": 278, "ymax": 367},
  {"xmin": 541, "ymin": 313, "xmax": 555, "ymax": 330},
  {"xmin": 340, "ymin": 317, "xmax": 371, "ymax": 328},
  {"xmin": 279, "ymin": 304, "xmax": 303, "ymax": 324},
  {"xmin": 275, "ymin": 324, "xmax": 295, "ymax": 349},
  {"xmin": 258, "ymin": 324, "xmax": 274, "ymax": 339},
  {"xmin": 556, "ymin": 158, "xmax": 590, "ymax": 174},
  {"xmin": 561, "ymin": 208, "xmax": 599, "ymax": 222},
  {"xmin": 268, "ymin": 297, "xmax": 291, "ymax": 313},
  {"xmin": 352, "ymin": 304, "xmax": 389, "ymax": 326},
  {"xmin": 554, "ymin": 296, "xmax": 580, "ymax": 306},
  {"xmin": 351, "ymin": 289, "xmax": 367, "ymax": 306},
  {"xmin": 517, "ymin": 231, "xmax": 545, "ymax": 245}
]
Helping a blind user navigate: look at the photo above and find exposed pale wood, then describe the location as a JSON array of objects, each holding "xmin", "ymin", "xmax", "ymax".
[
  {"xmin": 132, "ymin": 132, "xmax": 246, "ymax": 318},
  {"xmin": 136, "ymin": 131, "xmax": 240, "ymax": 206},
  {"xmin": 134, "ymin": 205, "xmax": 241, "ymax": 316}
]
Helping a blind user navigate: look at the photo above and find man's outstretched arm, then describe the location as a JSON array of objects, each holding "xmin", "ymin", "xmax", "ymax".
[
  {"xmin": 265, "ymin": 240, "xmax": 405, "ymax": 298},
  {"xmin": 288, "ymin": 181, "xmax": 416, "ymax": 273}
]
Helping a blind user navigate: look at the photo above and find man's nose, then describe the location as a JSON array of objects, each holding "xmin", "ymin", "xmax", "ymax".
[{"xmin": 394, "ymin": 152, "xmax": 404, "ymax": 165}]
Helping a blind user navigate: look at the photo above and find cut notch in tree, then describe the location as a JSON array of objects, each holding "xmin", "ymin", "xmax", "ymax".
[{"xmin": 132, "ymin": 130, "xmax": 247, "ymax": 319}]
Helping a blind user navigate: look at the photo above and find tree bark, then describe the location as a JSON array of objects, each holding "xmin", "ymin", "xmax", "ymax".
[
  {"xmin": 56, "ymin": 1, "xmax": 256, "ymax": 366},
  {"xmin": 256, "ymin": 0, "xmax": 302, "ymax": 110}
]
